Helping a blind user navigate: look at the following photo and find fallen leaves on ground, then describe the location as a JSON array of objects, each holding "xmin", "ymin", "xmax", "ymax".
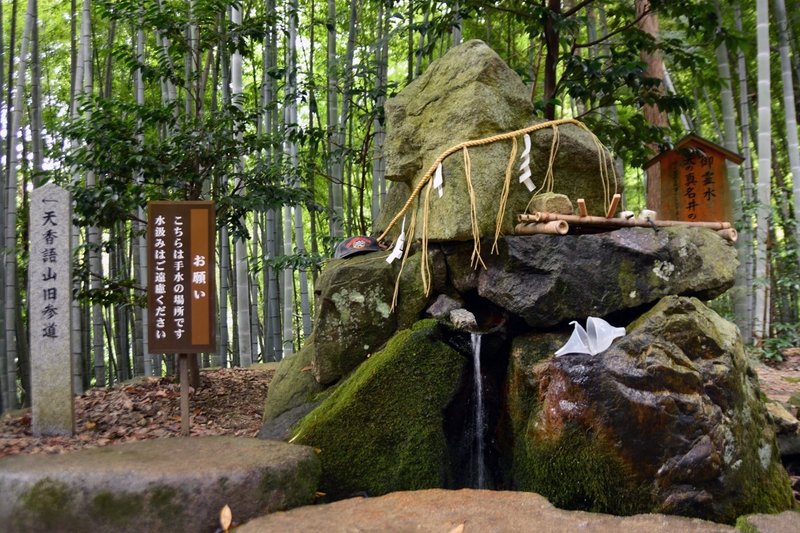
[
  {"xmin": 755, "ymin": 350, "xmax": 800, "ymax": 405},
  {"xmin": 0, "ymin": 367, "xmax": 273, "ymax": 458}
]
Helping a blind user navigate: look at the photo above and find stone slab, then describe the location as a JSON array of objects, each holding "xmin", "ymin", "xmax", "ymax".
[
  {"xmin": 238, "ymin": 489, "xmax": 737, "ymax": 532},
  {"xmin": 0, "ymin": 436, "xmax": 320, "ymax": 532},
  {"xmin": 28, "ymin": 183, "xmax": 73, "ymax": 436}
]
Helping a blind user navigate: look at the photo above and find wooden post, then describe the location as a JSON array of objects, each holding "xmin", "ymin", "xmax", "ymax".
[
  {"xmin": 179, "ymin": 353, "xmax": 190, "ymax": 436},
  {"xmin": 606, "ymin": 194, "xmax": 621, "ymax": 218},
  {"xmin": 577, "ymin": 198, "xmax": 588, "ymax": 217}
]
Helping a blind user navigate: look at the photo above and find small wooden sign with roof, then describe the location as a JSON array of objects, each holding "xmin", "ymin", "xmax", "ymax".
[{"xmin": 644, "ymin": 134, "xmax": 744, "ymax": 223}]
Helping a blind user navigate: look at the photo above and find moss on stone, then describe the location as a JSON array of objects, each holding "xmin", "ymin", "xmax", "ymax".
[
  {"xmin": 734, "ymin": 516, "xmax": 761, "ymax": 533},
  {"xmin": 90, "ymin": 491, "xmax": 142, "ymax": 527},
  {"xmin": 147, "ymin": 485, "xmax": 184, "ymax": 528},
  {"xmin": 395, "ymin": 253, "xmax": 429, "ymax": 330},
  {"xmin": 513, "ymin": 427, "xmax": 651, "ymax": 516},
  {"xmin": 262, "ymin": 343, "xmax": 324, "ymax": 422},
  {"xmin": 616, "ymin": 258, "xmax": 639, "ymax": 304},
  {"xmin": 258, "ymin": 448, "xmax": 321, "ymax": 510},
  {"xmin": 720, "ymin": 414, "xmax": 796, "ymax": 523},
  {"xmin": 292, "ymin": 320, "xmax": 466, "ymax": 498},
  {"xmin": 16, "ymin": 478, "xmax": 80, "ymax": 531},
  {"xmin": 504, "ymin": 332, "xmax": 567, "ymax": 440}
]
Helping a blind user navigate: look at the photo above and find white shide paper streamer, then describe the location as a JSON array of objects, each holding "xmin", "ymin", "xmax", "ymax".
[
  {"xmin": 386, "ymin": 217, "xmax": 406, "ymax": 264},
  {"xmin": 518, "ymin": 133, "xmax": 535, "ymax": 192}
]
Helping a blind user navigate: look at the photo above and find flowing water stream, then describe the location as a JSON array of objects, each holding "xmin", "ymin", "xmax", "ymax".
[{"xmin": 471, "ymin": 332, "xmax": 486, "ymax": 489}]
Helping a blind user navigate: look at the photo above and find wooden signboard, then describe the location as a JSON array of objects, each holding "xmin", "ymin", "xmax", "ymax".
[
  {"xmin": 645, "ymin": 134, "xmax": 743, "ymax": 223},
  {"xmin": 147, "ymin": 201, "xmax": 216, "ymax": 354}
]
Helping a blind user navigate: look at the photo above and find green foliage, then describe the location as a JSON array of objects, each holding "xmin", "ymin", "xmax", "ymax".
[{"xmin": 755, "ymin": 322, "xmax": 800, "ymax": 362}]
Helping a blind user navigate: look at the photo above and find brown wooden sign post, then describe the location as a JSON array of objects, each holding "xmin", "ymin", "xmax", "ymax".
[
  {"xmin": 147, "ymin": 201, "xmax": 216, "ymax": 436},
  {"xmin": 644, "ymin": 134, "xmax": 744, "ymax": 223}
]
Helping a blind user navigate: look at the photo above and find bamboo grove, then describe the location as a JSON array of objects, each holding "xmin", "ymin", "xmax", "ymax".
[{"xmin": 0, "ymin": 0, "xmax": 798, "ymax": 411}]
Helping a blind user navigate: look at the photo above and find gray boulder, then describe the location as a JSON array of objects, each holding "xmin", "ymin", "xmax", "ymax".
[
  {"xmin": 506, "ymin": 296, "xmax": 794, "ymax": 523},
  {"xmin": 310, "ymin": 252, "xmax": 397, "ymax": 384},
  {"xmin": 374, "ymin": 39, "xmax": 617, "ymax": 242},
  {"xmin": 262, "ymin": 343, "xmax": 325, "ymax": 423},
  {"xmin": 0, "ymin": 437, "xmax": 320, "ymax": 533},
  {"xmin": 480, "ymin": 226, "xmax": 737, "ymax": 327}
]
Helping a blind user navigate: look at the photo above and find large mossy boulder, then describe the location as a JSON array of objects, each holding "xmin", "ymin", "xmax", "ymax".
[
  {"xmin": 0, "ymin": 437, "xmax": 320, "ymax": 533},
  {"xmin": 310, "ymin": 252, "xmax": 397, "ymax": 384},
  {"xmin": 480, "ymin": 227, "xmax": 737, "ymax": 327},
  {"xmin": 506, "ymin": 296, "xmax": 795, "ymax": 523},
  {"xmin": 291, "ymin": 320, "xmax": 467, "ymax": 499},
  {"xmin": 374, "ymin": 39, "xmax": 617, "ymax": 241},
  {"xmin": 260, "ymin": 343, "xmax": 324, "ymax": 430},
  {"xmin": 261, "ymin": 249, "xmax": 439, "ymax": 424}
]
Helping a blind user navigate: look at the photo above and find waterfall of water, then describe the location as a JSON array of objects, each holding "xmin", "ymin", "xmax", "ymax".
[{"xmin": 471, "ymin": 332, "xmax": 486, "ymax": 489}]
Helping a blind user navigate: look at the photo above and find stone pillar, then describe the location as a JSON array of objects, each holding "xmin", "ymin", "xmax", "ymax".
[{"xmin": 29, "ymin": 183, "xmax": 74, "ymax": 436}]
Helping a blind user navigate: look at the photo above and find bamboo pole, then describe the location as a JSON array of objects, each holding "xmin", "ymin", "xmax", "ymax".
[
  {"xmin": 514, "ymin": 220, "xmax": 570, "ymax": 235},
  {"xmin": 717, "ymin": 228, "xmax": 738, "ymax": 242},
  {"xmin": 520, "ymin": 212, "xmax": 732, "ymax": 230}
]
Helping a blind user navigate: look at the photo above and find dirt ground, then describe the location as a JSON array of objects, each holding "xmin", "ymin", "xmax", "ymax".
[
  {"xmin": 753, "ymin": 348, "xmax": 800, "ymax": 408},
  {"xmin": 0, "ymin": 366, "xmax": 274, "ymax": 458}
]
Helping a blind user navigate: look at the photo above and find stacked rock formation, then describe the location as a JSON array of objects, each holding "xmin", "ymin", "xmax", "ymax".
[{"xmin": 259, "ymin": 40, "xmax": 795, "ymax": 524}]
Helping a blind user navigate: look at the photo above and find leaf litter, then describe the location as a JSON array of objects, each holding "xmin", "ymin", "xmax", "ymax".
[{"xmin": 0, "ymin": 367, "xmax": 274, "ymax": 458}]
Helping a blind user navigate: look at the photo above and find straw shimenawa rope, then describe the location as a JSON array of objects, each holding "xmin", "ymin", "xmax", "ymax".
[
  {"xmin": 492, "ymin": 136, "xmax": 518, "ymax": 254},
  {"xmin": 380, "ymin": 117, "xmax": 617, "ymax": 304}
]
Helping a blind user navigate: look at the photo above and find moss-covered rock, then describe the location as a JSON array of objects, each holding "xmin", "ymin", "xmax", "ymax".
[
  {"xmin": 506, "ymin": 297, "xmax": 794, "ymax": 523},
  {"xmin": 375, "ymin": 39, "xmax": 617, "ymax": 243},
  {"xmin": 0, "ymin": 437, "xmax": 320, "ymax": 533},
  {"xmin": 262, "ymin": 343, "xmax": 325, "ymax": 423},
  {"xmin": 292, "ymin": 320, "xmax": 467, "ymax": 498},
  {"xmin": 311, "ymin": 252, "xmax": 398, "ymax": 384}
]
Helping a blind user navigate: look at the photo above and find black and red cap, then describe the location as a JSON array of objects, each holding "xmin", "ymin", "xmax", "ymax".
[{"xmin": 333, "ymin": 235, "xmax": 381, "ymax": 259}]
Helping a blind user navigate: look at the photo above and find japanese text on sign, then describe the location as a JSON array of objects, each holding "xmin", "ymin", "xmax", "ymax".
[
  {"xmin": 147, "ymin": 202, "xmax": 216, "ymax": 353},
  {"xmin": 40, "ymin": 207, "xmax": 61, "ymax": 339}
]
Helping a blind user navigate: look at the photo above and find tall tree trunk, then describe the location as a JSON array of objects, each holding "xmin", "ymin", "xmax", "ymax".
[
  {"xmin": 371, "ymin": 1, "xmax": 388, "ymax": 223},
  {"xmin": 69, "ymin": 0, "xmax": 85, "ymax": 391},
  {"xmin": 335, "ymin": 0, "xmax": 357, "ymax": 237},
  {"xmin": 415, "ymin": 2, "xmax": 429, "ymax": 78},
  {"xmin": 714, "ymin": 0, "xmax": 749, "ymax": 343},
  {"xmin": 0, "ymin": 0, "xmax": 6, "ymax": 412},
  {"xmin": 185, "ymin": 0, "xmax": 197, "ymax": 117},
  {"xmin": 79, "ymin": 0, "xmax": 105, "ymax": 387},
  {"xmin": 134, "ymin": 1, "xmax": 151, "ymax": 375},
  {"xmin": 30, "ymin": 0, "xmax": 42, "ymax": 183},
  {"xmin": 636, "ymin": 0, "xmax": 668, "ymax": 211},
  {"xmin": 661, "ymin": 65, "xmax": 692, "ymax": 131},
  {"xmin": 263, "ymin": 0, "xmax": 281, "ymax": 361},
  {"xmin": 754, "ymin": 0, "xmax": 771, "ymax": 342},
  {"xmin": 231, "ymin": 3, "xmax": 252, "ymax": 367},
  {"xmin": 407, "ymin": 0, "xmax": 414, "ymax": 83},
  {"xmin": 543, "ymin": 0, "xmax": 561, "ymax": 120},
  {"xmin": 219, "ymin": 224, "xmax": 230, "ymax": 367},
  {"xmin": 4, "ymin": 0, "xmax": 35, "ymax": 410},
  {"xmin": 773, "ymin": 0, "xmax": 800, "ymax": 264},
  {"xmin": 452, "ymin": 1, "xmax": 462, "ymax": 46},
  {"xmin": 327, "ymin": 0, "xmax": 344, "ymax": 239},
  {"xmin": 733, "ymin": 0, "xmax": 755, "ymax": 344},
  {"xmin": 282, "ymin": 0, "xmax": 299, "ymax": 356}
]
